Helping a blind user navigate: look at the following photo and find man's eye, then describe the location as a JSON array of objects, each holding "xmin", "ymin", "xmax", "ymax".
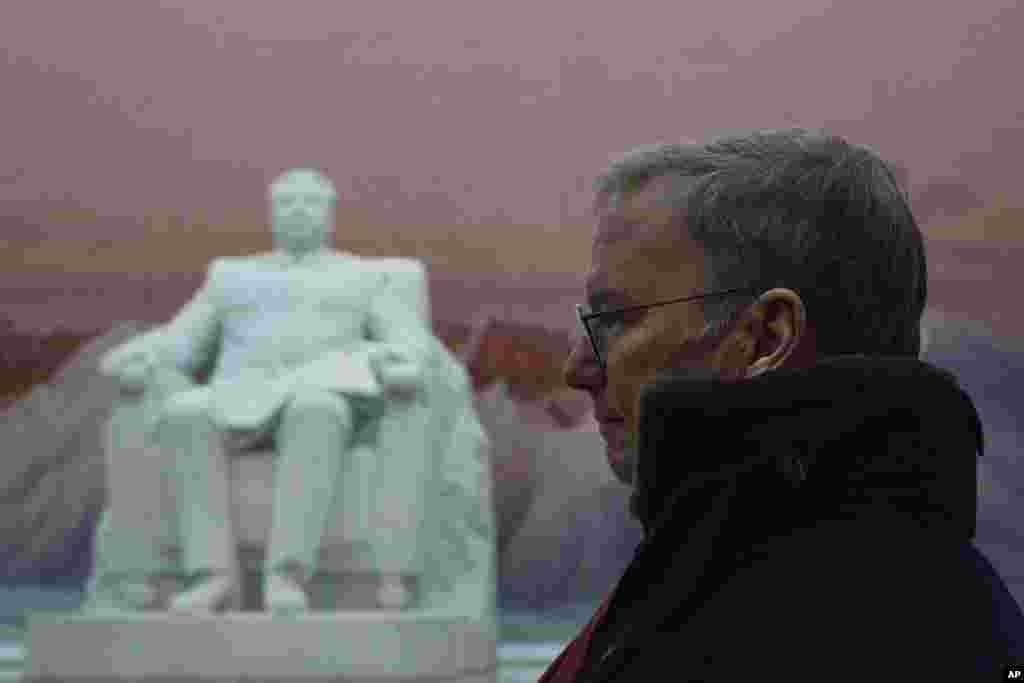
[{"xmin": 602, "ymin": 313, "xmax": 627, "ymax": 334}]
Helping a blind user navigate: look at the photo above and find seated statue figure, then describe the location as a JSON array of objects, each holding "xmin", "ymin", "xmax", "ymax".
[{"xmin": 98, "ymin": 168, "xmax": 435, "ymax": 614}]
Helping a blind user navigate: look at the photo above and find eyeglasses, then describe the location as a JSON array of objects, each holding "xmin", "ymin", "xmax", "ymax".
[{"xmin": 575, "ymin": 287, "xmax": 758, "ymax": 368}]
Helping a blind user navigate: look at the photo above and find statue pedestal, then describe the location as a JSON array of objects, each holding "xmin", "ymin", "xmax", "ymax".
[{"xmin": 24, "ymin": 612, "xmax": 496, "ymax": 682}]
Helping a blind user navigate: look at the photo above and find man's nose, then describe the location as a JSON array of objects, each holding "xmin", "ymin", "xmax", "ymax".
[{"xmin": 563, "ymin": 334, "xmax": 603, "ymax": 391}]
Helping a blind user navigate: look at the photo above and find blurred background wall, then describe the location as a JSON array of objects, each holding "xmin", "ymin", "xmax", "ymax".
[{"xmin": 1, "ymin": 0, "xmax": 1022, "ymax": 650}]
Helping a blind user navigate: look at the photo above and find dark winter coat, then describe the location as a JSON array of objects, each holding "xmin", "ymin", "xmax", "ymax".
[{"xmin": 541, "ymin": 355, "xmax": 1024, "ymax": 682}]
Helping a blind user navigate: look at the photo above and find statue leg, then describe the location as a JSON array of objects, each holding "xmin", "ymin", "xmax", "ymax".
[
  {"xmin": 88, "ymin": 391, "xmax": 181, "ymax": 612},
  {"xmin": 368, "ymin": 396, "xmax": 433, "ymax": 609},
  {"xmin": 157, "ymin": 388, "xmax": 241, "ymax": 612},
  {"xmin": 264, "ymin": 387, "xmax": 354, "ymax": 613}
]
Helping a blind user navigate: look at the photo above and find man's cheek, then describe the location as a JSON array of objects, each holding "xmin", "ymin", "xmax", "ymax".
[
  {"xmin": 611, "ymin": 373, "xmax": 651, "ymax": 436},
  {"xmin": 605, "ymin": 378, "xmax": 633, "ymax": 426},
  {"xmin": 608, "ymin": 340, "xmax": 649, "ymax": 421}
]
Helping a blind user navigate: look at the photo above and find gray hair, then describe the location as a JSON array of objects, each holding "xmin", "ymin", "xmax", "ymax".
[
  {"xmin": 268, "ymin": 168, "xmax": 337, "ymax": 200},
  {"xmin": 593, "ymin": 128, "xmax": 927, "ymax": 357}
]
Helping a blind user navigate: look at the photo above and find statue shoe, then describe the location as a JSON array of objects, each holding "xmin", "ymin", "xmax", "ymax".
[
  {"xmin": 376, "ymin": 575, "xmax": 410, "ymax": 609},
  {"xmin": 264, "ymin": 571, "xmax": 309, "ymax": 614},
  {"xmin": 169, "ymin": 573, "xmax": 238, "ymax": 613},
  {"xmin": 104, "ymin": 578, "xmax": 159, "ymax": 610}
]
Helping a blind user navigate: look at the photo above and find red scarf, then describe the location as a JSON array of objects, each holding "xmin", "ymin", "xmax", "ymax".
[{"xmin": 536, "ymin": 594, "xmax": 613, "ymax": 683}]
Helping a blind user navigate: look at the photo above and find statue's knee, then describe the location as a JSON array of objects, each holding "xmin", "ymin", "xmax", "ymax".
[{"xmin": 285, "ymin": 388, "xmax": 352, "ymax": 429}]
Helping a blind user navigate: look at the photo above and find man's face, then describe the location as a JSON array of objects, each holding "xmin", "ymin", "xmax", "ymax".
[
  {"xmin": 269, "ymin": 175, "xmax": 334, "ymax": 254},
  {"xmin": 563, "ymin": 177, "xmax": 744, "ymax": 485}
]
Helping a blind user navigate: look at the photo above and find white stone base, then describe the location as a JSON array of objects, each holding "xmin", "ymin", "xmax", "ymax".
[{"xmin": 24, "ymin": 611, "xmax": 496, "ymax": 682}]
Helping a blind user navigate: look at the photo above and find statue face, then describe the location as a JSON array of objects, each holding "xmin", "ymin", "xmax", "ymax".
[{"xmin": 269, "ymin": 172, "xmax": 335, "ymax": 255}]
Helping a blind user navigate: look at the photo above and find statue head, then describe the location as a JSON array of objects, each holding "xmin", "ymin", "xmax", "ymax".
[{"xmin": 268, "ymin": 168, "xmax": 337, "ymax": 256}]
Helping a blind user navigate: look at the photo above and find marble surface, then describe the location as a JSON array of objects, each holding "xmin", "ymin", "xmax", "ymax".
[
  {"xmin": 24, "ymin": 611, "xmax": 495, "ymax": 681},
  {"xmin": 0, "ymin": 585, "xmax": 586, "ymax": 682}
]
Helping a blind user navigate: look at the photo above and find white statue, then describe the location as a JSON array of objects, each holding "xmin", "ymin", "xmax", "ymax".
[{"xmin": 99, "ymin": 168, "xmax": 433, "ymax": 613}]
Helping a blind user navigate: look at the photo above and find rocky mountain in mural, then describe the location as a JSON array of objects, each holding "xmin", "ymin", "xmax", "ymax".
[
  {"xmin": 0, "ymin": 322, "xmax": 143, "ymax": 580},
  {"xmin": 0, "ymin": 320, "xmax": 593, "ymax": 583},
  {"xmin": 1, "ymin": 310, "xmax": 1021, "ymax": 611}
]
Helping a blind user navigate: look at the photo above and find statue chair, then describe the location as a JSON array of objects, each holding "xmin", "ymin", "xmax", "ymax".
[{"xmin": 84, "ymin": 260, "xmax": 495, "ymax": 623}]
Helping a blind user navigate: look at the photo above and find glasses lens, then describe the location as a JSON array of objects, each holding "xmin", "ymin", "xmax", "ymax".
[
  {"xmin": 577, "ymin": 305, "xmax": 607, "ymax": 366},
  {"xmin": 586, "ymin": 318, "xmax": 607, "ymax": 364}
]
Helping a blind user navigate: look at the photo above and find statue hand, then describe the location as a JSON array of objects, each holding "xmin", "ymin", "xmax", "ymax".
[
  {"xmin": 103, "ymin": 346, "xmax": 160, "ymax": 393},
  {"xmin": 369, "ymin": 347, "xmax": 423, "ymax": 387},
  {"xmin": 122, "ymin": 353, "xmax": 157, "ymax": 380},
  {"xmin": 367, "ymin": 345, "xmax": 410, "ymax": 367},
  {"xmin": 102, "ymin": 329, "xmax": 166, "ymax": 375}
]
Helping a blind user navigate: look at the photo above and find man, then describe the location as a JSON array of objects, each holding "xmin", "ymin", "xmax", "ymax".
[
  {"xmin": 543, "ymin": 129, "xmax": 1024, "ymax": 681},
  {"xmin": 101, "ymin": 168, "xmax": 431, "ymax": 613}
]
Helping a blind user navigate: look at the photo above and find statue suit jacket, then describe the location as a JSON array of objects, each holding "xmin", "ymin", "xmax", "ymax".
[{"xmin": 153, "ymin": 249, "xmax": 433, "ymax": 431}]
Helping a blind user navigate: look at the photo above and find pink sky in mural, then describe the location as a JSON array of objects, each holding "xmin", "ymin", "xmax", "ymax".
[{"xmin": 0, "ymin": 0, "xmax": 1021, "ymax": 235}]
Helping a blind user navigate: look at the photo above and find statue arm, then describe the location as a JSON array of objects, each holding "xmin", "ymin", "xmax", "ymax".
[
  {"xmin": 158, "ymin": 260, "xmax": 223, "ymax": 377},
  {"xmin": 364, "ymin": 262, "xmax": 434, "ymax": 387},
  {"xmin": 99, "ymin": 261, "xmax": 223, "ymax": 387}
]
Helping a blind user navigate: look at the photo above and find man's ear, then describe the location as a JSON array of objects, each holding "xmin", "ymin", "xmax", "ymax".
[{"xmin": 743, "ymin": 288, "xmax": 807, "ymax": 377}]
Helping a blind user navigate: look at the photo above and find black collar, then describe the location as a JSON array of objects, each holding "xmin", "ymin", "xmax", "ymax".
[
  {"xmin": 582, "ymin": 355, "xmax": 986, "ymax": 680},
  {"xmin": 630, "ymin": 354, "xmax": 984, "ymax": 543}
]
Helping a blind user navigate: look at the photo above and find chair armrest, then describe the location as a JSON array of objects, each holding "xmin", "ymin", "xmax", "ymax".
[
  {"xmin": 146, "ymin": 363, "xmax": 199, "ymax": 401},
  {"xmin": 101, "ymin": 328, "xmax": 199, "ymax": 398}
]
